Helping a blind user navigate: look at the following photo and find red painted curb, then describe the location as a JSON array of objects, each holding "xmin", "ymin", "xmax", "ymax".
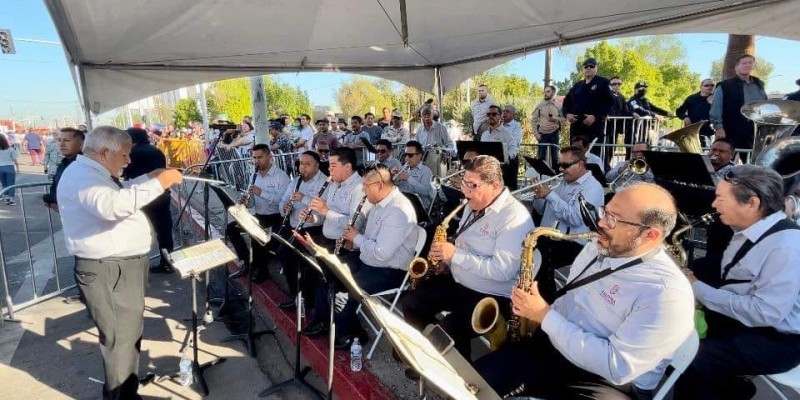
[{"xmin": 171, "ymin": 192, "xmax": 395, "ymax": 400}]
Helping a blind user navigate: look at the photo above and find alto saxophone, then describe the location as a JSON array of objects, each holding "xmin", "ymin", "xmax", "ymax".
[
  {"xmin": 334, "ymin": 195, "xmax": 367, "ymax": 255},
  {"xmin": 472, "ymin": 227, "xmax": 597, "ymax": 350},
  {"xmin": 666, "ymin": 212, "xmax": 718, "ymax": 268},
  {"xmin": 407, "ymin": 199, "xmax": 467, "ymax": 289}
]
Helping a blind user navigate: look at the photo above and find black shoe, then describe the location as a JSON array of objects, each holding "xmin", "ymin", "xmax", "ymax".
[
  {"xmin": 302, "ymin": 321, "xmax": 328, "ymax": 337},
  {"xmin": 333, "ymin": 332, "xmax": 369, "ymax": 350},
  {"xmin": 404, "ymin": 368, "xmax": 420, "ymax": 381},
  {"xmin": 229, "ymin": 266, "xmax": 249, "ymax": 280},
  {"xmin": 252, "ymin": 268, "xmax": 270, "ymax": 283},
  {"xmin": 278, "ymin": 296, "xmax": 297, "ymax": 310},
  {"xmin": 150, "ymin": 264, "xmax": 174, "ymax": 274}
]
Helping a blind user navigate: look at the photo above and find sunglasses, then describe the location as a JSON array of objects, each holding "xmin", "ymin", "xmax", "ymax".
[
  {"xmin": 610, "ymin": 82, "xmax": 622, "ymax": 86},
  {"xmin": 487, "ymin": 112, "xmax": 500, "ymax": 116},
  {"xmin": 584, "ymin": 64, "xmax": 596, "ymax": 69},
  {"xmin": 403, "ymin": 152, "xmax": 420, "ymax": 158},
  {"xmin": 702, "ymin": 84, "xmax": 714, "ymax": 87},
  {"xmin": 376, "ymin": 149, "xmax": 389, "ymax": 154},
  {"xmin": 558, "ymin": 160, "xmax": 581, "ymax": 170}
]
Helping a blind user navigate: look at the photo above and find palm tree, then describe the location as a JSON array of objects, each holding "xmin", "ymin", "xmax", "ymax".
[{"xmin": 722, "ymin": 34, "xmax": 755, "ymax": 79}]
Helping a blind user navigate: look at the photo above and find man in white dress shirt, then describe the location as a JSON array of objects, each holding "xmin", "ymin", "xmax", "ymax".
[
  {"xmin": 401, "ymin": 155, "xmax": 535, "ymax": 359},
  {"xmin": 226, "ymin": 144, "xmax": 290, "ymax": 282},
  {"xmin": 476, "ymin": 183, "xmax": 695, "ymax": 400},
  {"xmin": 57, "ymin": 126, "xmax": 183, "ymax": 400},
  {"xmin": 394, "ymin": 140, "xmax": 435, "ymax": 209},
  {"xmin": 677, "ymin": 165, "xmax": 800, "ymax": 400},
  {"xmin": 502, "ymin": 104, "xmax": 523, "ymax": 190}
]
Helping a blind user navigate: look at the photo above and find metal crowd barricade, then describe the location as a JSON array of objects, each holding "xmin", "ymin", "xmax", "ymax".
[{"xmin": 0, "ymin": 182, "xmax": 73, "ymax": 321}]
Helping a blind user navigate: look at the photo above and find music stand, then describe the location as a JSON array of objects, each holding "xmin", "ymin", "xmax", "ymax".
[
  {"xmin": 586, "ymin": 164, "xmax": 607, "ymax": 187},
  {"xmin": 523, "ymin": 156, "xmax": 557, "ymax": 177},
  {"xmin": 359, "ymin": 137, "xmax": 378, "ymax": 153},
  {"xmin": 222, "ymin": 205, "xmax": 275, "ymax": 357},
  {"xmin": 160, "ymin": 240, "xmax": 235, "ymax": 395},
  {"xmin": 457, "ymin": 140, "xmax": 506, "ymax": 164},
  {"xmin": 643, "ymin": 151, "xmax": 717, "ymax": 215},
  {"xmin": 402, "ymin": 191, "xmax": 432, "ymax": 227},
  {"xmin": 206, "ymin": 185, "xmax": 245, "ymax": 320},
  {"xmin": 260, "ymin": 232, "xmax": 329, "ymax": 400}
]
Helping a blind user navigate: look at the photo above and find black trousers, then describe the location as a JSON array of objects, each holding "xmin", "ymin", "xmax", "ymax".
[
  {"xmin": 75, "ymin": 254, "xmax": 149, "ymax": 400},
  {"xmin": 474, "ymin": 331, "xmax": 648, "ymax": 400},
  {"xmin": 281, "ymin": 226, "xmax": 324, "ymax": 301},
  {"xmin": 142, "ymin": 195, "xmax": 173, "ymax": 266},
  {"xmin": 400, "ymin": 273, "xmax": 511, "ymax": 359},
  {"xmin": 225, "ymin": 213, "xmax": 281, "ymax": 271},
  {"xmin": 502, "ymin": 158, "xmax": 519, "ymax": 191}
]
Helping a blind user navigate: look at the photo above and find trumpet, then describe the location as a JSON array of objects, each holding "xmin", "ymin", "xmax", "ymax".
[
  {"xmin": 606, "ymin": 157, "xmax": 648, "ymax": 193},
  {"xmin": 391, "ymin": 162, "xmax": 413, "ymax": 183},
  {"xmin": 430, "ymin": 168, "xmax": 465, "ymax": 191},
  {"xmin": 510, "ymin": 173, "xmax": 564, "ymax": 201}
]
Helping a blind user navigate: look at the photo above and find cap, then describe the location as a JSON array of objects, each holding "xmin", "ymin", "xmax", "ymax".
[
  {"xmin": 392, "ymin": 111, "xmax": 403, "ymax": 118},
  {"xmin": 582, "ymin": 57, "xmax": 598, "ymax": 67},
  {"xmin": 634, "ymin": 81, "xmax": 648, "ymax": 89}
]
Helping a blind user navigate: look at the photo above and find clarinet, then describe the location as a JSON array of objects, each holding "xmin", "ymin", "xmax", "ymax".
[
  {"xmin": 276, "ymin": 177, "xmax": 303, "ymax": 236},
  {"xmin": 334, "ymin": 195, "xmax": 368, "ymax": 255},
  {"xmin": 240, "ymin": 171, "xmax": 258, "ymax": 205},
  {"xmin": 294, "ymin": 177, "xmax": 332, "ymax": 233}
]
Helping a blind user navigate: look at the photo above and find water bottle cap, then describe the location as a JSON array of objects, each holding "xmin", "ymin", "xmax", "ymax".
[{"xmin": 353, "ymin": 338, "xmax": 359, "ymax": 344}]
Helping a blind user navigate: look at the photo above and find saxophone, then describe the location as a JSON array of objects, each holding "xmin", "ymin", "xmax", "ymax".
[
  {"xmin": 334, "ymin": 195, "xmax": 368, "ymax": 255},
  {"xmin": 472, "ymin": 227, "xmax": 597, "ymax": 350},
  {"xmin": 408, "ymin": 199, "xmax": 467, "ymax": 289},
  {"xmin": 666, "ymin": 212, "xmax": 718, "ymax": 268}
]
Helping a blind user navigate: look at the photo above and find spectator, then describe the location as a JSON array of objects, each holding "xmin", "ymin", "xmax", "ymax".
[
  {"xmin": 44, "ymin": 131, "xmax": 64, "ymax": 177},
  {"xmin": 269, "ymin": 121, "xmax": 294, "ymax": 153},
  {"xmin": 628, "ymin": 81, "xmax": 670, "ymax": 119},
  {"xmin": 362, "ymin": 112, "xmax": 383, "ymax": 144},
  {"xmin": 0, "ymin": 133, "xmax": 20, "ymax": 205},
  {"xmin": 562, "ymin": 57, "xmax": 614, "ymax": 156},
  {"xmin": 472, "ymin": 84, "xmax": 497, "ymax": 137},
  {"xmin": 381, "ymin": 111, "xmax": 410, "ymax": 144},
  {"xmin": 378, "ymin": 107, "xmax": 393, "ymax": 129},
  {"xmin": 294, "ymin": 114, "xmax": 314, "ymax": 153},
  {"xmin": 311, "ymin": 119, "xmax": 340, "ymax": 150},
  {"xmin": 43, "ymin": 128, "xmax": 84, "ymax": 212},
  {"xmin": 24, "ymin": 130, "xmax": 44, "ymax": 166},
  {"xmin": 532, "ymin": 85, "xmax": 563, "ymax": 169}
]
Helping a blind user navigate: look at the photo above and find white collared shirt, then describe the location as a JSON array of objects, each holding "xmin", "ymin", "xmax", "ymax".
[
  {"xmin": 296, "ymin": 126, "xmax": 314, "ymax": 152},
  {"xmin": 451, "ymin": 189, "xmax": 535, "ymax": 297},
  {"xmin": 382, "ymin": 125, "xmax": 410, "ymax": 144},
  {"xmin": 693, "ymin": 212, "xmax": 800, "ymax": 333},
  {"xmin": 415, "ymin": 122, "xmax": 456, "ymax": 157},
  {"xmin": 480, "ymin": 125, "xmax": 513, "ymax": 163},
  {"xmin": 502, "ymin": 119, "xmax": 523, "ymax": 159},
  {"xmin": 56, "ymin": 155, "xmax": 165, "ymax": 258},
  {"xmin": 534, "ymin": 171, "xmax": 604, "ymax": 237},
  {"xmin": 542, "ymin": 243, "xmax": 695, "ymax": 389},
  {"xmin": 279, "ymin": 170, "xmax": 328, "ymax": 227},
  {"xmin": 395, "ymin": 163, "xmax": 434, "ymax": 209},
  {"xmin": 321, "ymin": 172, "xmax": 371, "ymax": 240},
  {"xmin": 251, "ymin": 164, "xmax": 291, "ymax": 216},
  {"xmin": 353, "ymin": 187, "xmax": 418, "ymax": 270},
  {"xmin": 472, "ymin": 97, "xmax": 497, "ymax": 132}
]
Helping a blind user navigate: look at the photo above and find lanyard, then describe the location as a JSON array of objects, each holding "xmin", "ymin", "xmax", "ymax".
[{"xmin": 554, "ymin": 250, "xmax": 657, "ymax": 299}]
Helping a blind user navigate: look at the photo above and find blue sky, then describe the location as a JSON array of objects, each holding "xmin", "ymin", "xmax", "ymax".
[{"xmin": 2, "ymin": 0, "xmax": 799, "ymax": 126}]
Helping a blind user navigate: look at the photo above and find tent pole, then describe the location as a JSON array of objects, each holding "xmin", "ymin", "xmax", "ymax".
[
  {"xmin": 77, "ymin": 65, "xmax": 93, "ymax": 129},
  {"xmin": 249, "ymin": 75, "xmax": 269, "ymax": 145},
  {"xmin": 197, "ymin": 83, "xmax": 210, "ymax": 130},
  {"xmin": 434, "ymin": 67, "xmax": 443, "ymax": 115}
]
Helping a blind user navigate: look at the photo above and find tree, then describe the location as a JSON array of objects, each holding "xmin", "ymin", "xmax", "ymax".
[
  {"xmin": 710, "ymin": 56, "xmax": 774, "ymax": 85},
  {"xmin": 172, "ymin": 98, "xmax": 201, "ymax": 128},
  {"xmin": 264, "ymin": 77, "xmax": 313, "ymax": 118},
  {"xmin": 335, "ymin": 77, "xmax": 395, "ymax": 117},
  {"xmin": 723, "ymin": 34, "xmax": 754, "ymax": 80},
  {"xmin": 207, "ymin": 76, "xmax": 313, "ymax": 122},
  {"xmin": 208, "ymin": 78, "xmax": 252, "ymax": 122}
]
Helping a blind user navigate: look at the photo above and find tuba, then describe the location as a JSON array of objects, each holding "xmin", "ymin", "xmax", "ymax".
[
  {"xmin": 741, "ymin": 100, "xmax": 800, "ymax": 166},
  {"xmin": 408, "ymin": 199, "xmax": 467, "ymax": 289},
  {"xmin": 471, "ymin": 227, "xmax": 597, "ymax": 350},
  {"xmin": 662, "ymin": 121, "xmax": 705, "ymax": 154}
]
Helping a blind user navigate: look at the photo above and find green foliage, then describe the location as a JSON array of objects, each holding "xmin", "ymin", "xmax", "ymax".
[
  {"xmin": 335, "ymin": 77, "xmax": 396, "ymax": 117},
  {"xmin": 264, "ymin": 77, "xmax": 313, "ymax": 118},
  {"xmin": 710, "ymin": 57, "xmax": 774, "ymax": 85},
  {"xmin": 172, "ymin": 98, "xmax": 201, "ymax": 128},
  {"xmin": 207, "ymin": 76, "xmax": 312, "ymax": 122},
  {"xmin": 208, "ymin": 78, "xmax": 252, "ymax": 122}
]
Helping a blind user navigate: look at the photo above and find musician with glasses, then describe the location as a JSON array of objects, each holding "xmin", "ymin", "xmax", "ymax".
[
  {"xmin": 531, "ymin": 146, "xmax": 605, "ymax": 299},
  {"xmin": 605, "ymin": 142, "xmax": 654, "ymax": 193},
  {"xmin": 676, "ymin": 165, "xmax": 800, "ymax": 400},
  {"xmin": 314, "ymin": 164, "xmax": 419, "ymax": 349},
  {"xmin": 374, "ymin": 139, "xmax": 402, "ymax": 171},
  {"xmin": 393, "ymin": 140, "xmax": 435, "ymax": 209},
  {"xmin": 476, "ymin": 183, "xmax": 694, "ymax": 400},
  {"xmin": 401, "ymin": 155, "xmax": 534, "ymax": 360}
]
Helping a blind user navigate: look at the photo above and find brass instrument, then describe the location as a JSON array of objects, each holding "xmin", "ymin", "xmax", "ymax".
[
  {"xmin": 334, "ymin": 195, "xmax": 367, "ymax": 255},
  {"xmin": 662, "ymin": 121, "xmax": 705, "ymax": 154},
  {"xmin": 408, "ymin": 199, "xmax": 467, "ymax": 289},
  {"xmin": 472, "ymin": 228, "xmax": 598, "ymax": 350},
  {"xmin": 741, "ymin": 100, "xmax": 800, "ymax": 166},
  {"xmin": 391, "ymin": 162, "xmax": 413, "ymax": 183},
  {"xmin": 606, "ymin": 157, "xmax": 649, "ymax": 193},
  {"xmin": 510, "ymin": 173, "xmax": 564, "ymax": 201},
  {"xmin": 430, "ymin": 168, "xmax": 465, "ymax": 191},
  {"xmin": 665, "ymin": 212, "xmax": 718, "ymax": 268}
]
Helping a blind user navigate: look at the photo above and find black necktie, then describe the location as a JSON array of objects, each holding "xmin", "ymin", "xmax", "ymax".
[{"xmin": 111, "ymin": 177, "xmax": 123, "ymax": 188}]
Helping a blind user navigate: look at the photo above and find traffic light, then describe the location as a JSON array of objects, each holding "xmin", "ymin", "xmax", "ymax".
[{"xmin": 0, "ymin": 29, "xmax": 16, "ymax": 54}]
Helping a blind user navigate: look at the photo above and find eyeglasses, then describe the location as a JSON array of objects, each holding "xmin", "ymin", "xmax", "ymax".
[
  {"xmin": 599, "ymin": 206, "xmax": 651, "ymax": 230},
  {"xmin": 404, "ymin": 152, "xmax": 420, "ymax": 158},
  {"xmin": 486, "ymin": 112, "xmax": 500, "ymax": 116},
  {"xmin": 610, "ymin": 82, "xmax": 622, "ymax": 86},
  {"xmin": 461, "ymin": 180, "xmax": 482, "ymax": 190},
  {"xmin": 376, "ymin": 149, "xmax": 389, "ymax": 154},
  {"xmin": 702, "ymin": 84, "xmax": 714, "ymax": 87},
  {"xmin": 584, "ymin": 65, "xmax": 596, "ymax": 69},
  {"xmin": 558, "ymin": 160, "xmax": 581, "ymax": 170},
  {"xmin": 317, "ymin": 149, "xmax": 330, "ymax": 153}
]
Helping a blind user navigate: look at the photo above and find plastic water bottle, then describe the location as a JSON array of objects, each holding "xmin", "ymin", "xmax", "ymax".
[
  {"xmin": 350, "ymin": 338, "xmax": 363, "ymax": 372},
  {"xmin": 179, "ymin": 350, "xmax": 194, "ymax": 386}
]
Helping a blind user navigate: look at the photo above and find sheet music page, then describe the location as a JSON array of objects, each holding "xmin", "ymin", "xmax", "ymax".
[
  {"xmin": 169, "ymin": 239, "xmax": 237, "ymax": 278},
  {"xmin": 228, "ymin": 205, "xmax": 270, "ymax": 245}
]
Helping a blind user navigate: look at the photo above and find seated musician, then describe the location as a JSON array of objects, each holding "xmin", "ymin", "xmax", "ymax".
[
  {"xmin": 401, "ymin": 156, "xmax": 534, "ymax": 359},
  {"xmin": 604, "ymin": 141, "xmax": 655, "ymax": 192},
  {"xmin": 532, "ymin": 146, "xmax": 605, "ymax": 299},
  {"xmin": 446, "ymin": 149, "xmax": 479, "ymax": 189},
  {"xmin": 393, "ymin": 140, "xmax": 435, "ymax": 209},
  {"xmin": 676, "ymin": 165, "xmax": 800, "ymax": 400},
  {"xmin": 709, "ymin": 138, "xmax": 736, "ymax": 178},
  {"xmin": 475, "ymin": 183, "xmax": 695, "ymax": 400},
  {"xmin": 375, "ymin": 139, "xmax": 402, "ymax": 171},
  {"xmin": 571, "ymin": 136, "xmax": 605, "ymax": 172},
  {"xmin": 227, "ymin": 144, "xmax": 290, "ymax": 282},
  {"xmin": 297, "ymin": 148, "xmax": 371, "ymax": 334},
  {"xmin": 277, "ymin": 151, "xmax": 328, "ymax": 309},
  {"xmin": 315, "ymin": 164, "xmax": 419, "ymax": 348}
]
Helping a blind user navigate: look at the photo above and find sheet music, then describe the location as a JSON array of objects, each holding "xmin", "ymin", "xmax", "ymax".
[
  {"xmin": 228, "ymin": 204, "xmax": 270, "ymax": 245},
  {"xmin": 169, "ymin": 239, "xmax": 237, "ymax": 279}
]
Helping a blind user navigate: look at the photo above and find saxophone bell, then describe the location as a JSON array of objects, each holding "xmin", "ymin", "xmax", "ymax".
[
  {"xmin": 470, "ymin": 297, "xmax": 507, "ymax": 351},
  {"xmin": 407, "ymin": 257, "xmax": 429, "ymax": 289}
]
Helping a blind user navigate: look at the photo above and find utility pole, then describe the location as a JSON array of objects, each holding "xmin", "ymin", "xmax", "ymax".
[
  {"xmin": 249, "ymin": 76, "xmax": 269, "ymax": 144},
  {"xmin": 544, "ymin": 48, "xmax": 553, "ymax": 87}
]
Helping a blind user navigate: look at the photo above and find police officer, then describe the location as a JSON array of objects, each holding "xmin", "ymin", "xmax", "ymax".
[{"xmin": 562, "ymin": 58, "xmax": 614, "ymax": 158}]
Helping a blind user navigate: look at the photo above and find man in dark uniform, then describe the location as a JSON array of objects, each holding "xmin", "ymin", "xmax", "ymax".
[
  {"xmin": 562, "ymin": 57, "xmax": 614, "ymax": 158},
  {"xmin": 709, "ymin": 54, "xmax": 767, "ymax": 163},
  {"xmin": 677, "ymin": 79, "xmax": 716, "ymax": 141},
  {"xmin": 606, "ymin": 76, "xmax": 632, "ymax": 161},
  {"xmin": 124, "ymin": 127, "xmax": 174, "ymax": 273},
  {"xmin": 628, "ymin": 81, "xmax": 670, "ymax": 119}
]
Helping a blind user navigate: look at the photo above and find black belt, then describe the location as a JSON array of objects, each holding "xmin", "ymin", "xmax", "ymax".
[{"xmin": 76, "ymin": 253, "xmax": 148, "ymax": 262}]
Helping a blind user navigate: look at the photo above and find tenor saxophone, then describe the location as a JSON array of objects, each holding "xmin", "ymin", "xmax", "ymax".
[
  {"xmin": 407, "ymin": 199, "xmax": 467, "ymax": 289},
  {"xmin": 472, "ymin": 227, "xmax": 597, "ymax": 350}
]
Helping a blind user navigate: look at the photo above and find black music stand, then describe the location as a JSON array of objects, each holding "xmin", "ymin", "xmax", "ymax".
[
  {"xmin": 159, "ymin": 241, "xmax": 234, "ymax": 395},
  {"xmin": 586, "ymin": 164, "xmax": 607, "ymax": 187},
  {"xmin": 221, "ymin": 205, "xmax": 276, "ymax": 357},
  {"xmin": 457, "ymin": 140, "xmax": 505, "ymax": 164},
  {"xmin": 523, "ymin": 156, "xmax": 557, "ymax": 177},
  {"xmin": 260, "ymin": 232, "xmax": 330, "ymax": 400},
  {"xmin": 402, "ymin": 191, "xmax": 432, "ymax": 226},
  {"xmin": 206, "ymin": 185, "xmax": 244, "ymax": 320},
  {"xmin": 643, "ymin": 151, "xmax": 717, "ymax": 216}
]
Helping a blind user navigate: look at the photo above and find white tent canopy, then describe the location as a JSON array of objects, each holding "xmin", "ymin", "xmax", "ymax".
[{"xmin": 44, "ymin": 0, "xmax": 800, "ymax": 116}]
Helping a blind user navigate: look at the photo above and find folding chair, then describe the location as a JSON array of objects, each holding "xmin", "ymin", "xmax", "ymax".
[
  {"xmin": 759, "ymin": 364, "xmax": 800, "ymax": 400},
  {"xmin": 357, "ymin": 225, "xmax": 426, "ymax": 359},
  {"xmin": 652, "ymin": 331, "xmax": 700, "ymax": 400}
]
